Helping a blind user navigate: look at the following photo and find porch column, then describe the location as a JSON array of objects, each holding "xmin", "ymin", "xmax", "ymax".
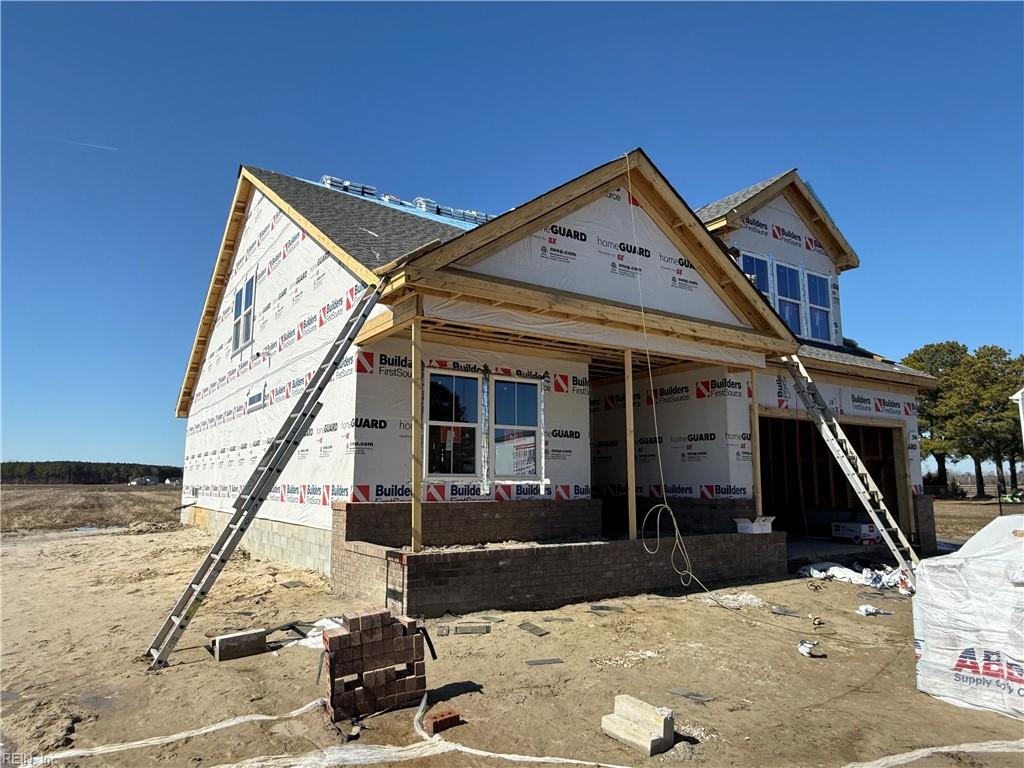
[
  {"xmin": 624, "ymin": 349, "xmax": 637, "ymax": 540},
  {"xmin": 749, "ymin": 368, "xmax": 763, "ymax": 517},
  {"xmin": 411, "ymin": 319, "xmax": 423, "ymax": 552}
]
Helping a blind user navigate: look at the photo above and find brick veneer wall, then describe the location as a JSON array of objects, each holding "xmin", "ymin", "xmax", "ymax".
[
  {"xmin": 332, "ymin": 499, "xmax": 603, "ymax": 548},
  {"xmin": 331, "ymin": 532, "xmax": 787, "ymax": 617},
  {"xmin": 913, "ymin": 494, "xmax": 937, "ymax": 557},
  {"xmin": 602, "ymin": 497, "xmax": 758, "ymax": 536}
]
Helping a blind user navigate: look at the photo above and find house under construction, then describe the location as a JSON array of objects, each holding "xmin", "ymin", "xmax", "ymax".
[{"xmin": 176, "ymin": 148, "xmax": 936, "ymax": 616}]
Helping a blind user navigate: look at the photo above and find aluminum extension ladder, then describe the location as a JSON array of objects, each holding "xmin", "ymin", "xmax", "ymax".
[
  {"xmin": 146, "ymin": 279, "xmax": 387, "ymax": 670},
  {"xmin": 780, "ymin": 355, "xmax": 920, "ymax": 587}
]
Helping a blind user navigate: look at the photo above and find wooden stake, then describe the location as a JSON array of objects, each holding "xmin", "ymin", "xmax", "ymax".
[
  {"xmin": 749, "ymin": 370, "xmax": 763, "ymax": 517},
  {"xmin": 411, "ymin": 319, "xmax": 423, "ymax": 552},
  {"xmin": 624, "ymin": 350, "xmax": 637, "ymax": 541}
]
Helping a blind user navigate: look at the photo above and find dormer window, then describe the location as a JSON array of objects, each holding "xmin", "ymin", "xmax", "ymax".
[
  {"xmin": 806, "ymin": 272, "xmax": 831, "ymax": 342},
  {"xmin": 775, "ymin": 263, "xmax": 802, "ymax": 335}
]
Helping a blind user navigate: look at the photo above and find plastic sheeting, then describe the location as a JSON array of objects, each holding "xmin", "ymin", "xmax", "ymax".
[{"xmin": 912, "ymin": 514, "xmax": 1024, "ymax": 719}]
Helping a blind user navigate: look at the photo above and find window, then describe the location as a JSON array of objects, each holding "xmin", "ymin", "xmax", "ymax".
[
  {"xmin": 741, "ymin": 253, "xmax": 769, "ymax": 296},
  {"xmin": 232, "ymin": 274, "xmax": 256, "ymax": 353},
  {"xmin": 427, "ymin": 373, "xmax": 479, "ymax": 475},
  {"xmin": 806, "ymin": 273, "xmax": 831, "ymax": 342},
  {"xmin": 492, "ymin": 379, "xmax": 539, "ymax": 478},
  {"xmin": 775, "ymin": 263, "xmax": 802, "ymax": 335}
]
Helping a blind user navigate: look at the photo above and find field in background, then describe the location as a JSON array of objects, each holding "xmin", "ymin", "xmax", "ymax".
[
  {"xmin": 0, "ymin": 484, "xmax": 182, "ymax": 531},
  {"xmin": 932, "ymin": 497, "xmax": 1017, "ymax": 542}
]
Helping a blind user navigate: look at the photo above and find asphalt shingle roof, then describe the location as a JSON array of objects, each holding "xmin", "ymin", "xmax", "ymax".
[
  {"xmin": 798, "ymin": 340, "xmax": 934, "ymax": 381},
  {"xmin": 695, "ymin": 170, "xmax": 793, "ymax": 223},
  {"xmin": 244, "ymin": 166, "xmax": 467, "ymax": 272}
]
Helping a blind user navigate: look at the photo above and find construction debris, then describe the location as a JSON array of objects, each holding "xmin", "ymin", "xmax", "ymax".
[
  {"xmin": 855, "ymin": 604, "xmax": 892, "ymax": 617},
  {"xmin": 668, "ymin": 688, "xmax": 716, "ymax": 704},
  {"xmin": 454, "ymin": 624, "xmax": 490, "ymax": 635},
  {"xmin": 797, "ymin": 640, "xmax": 825, "ymax": 658},
  {"xmin": 601, "ymin": 694, "xmax": 674, "ymax": 756},
  {"xmin": 423, "ymin": 709, "xmax": 463, "ymax": 736},
  {"xmin": 212, "ymin": 628, "xmax": 267, "ymax": 662},
  {"xmin": 699, "ymin": 592, "xmax": 766, "ymax": 610},
  {"xmin": 320, "ymin": 609, "xmax": 425, "ymax": 722},
  {"xmin": 518, "ymin": 622, "xmax": 549, "ymax": 637},
  {"xmin": 526, "ymin": 658, "xmax": 564, "ymax": 666},
  {"xmin": 591, "ymin": 649, "xmax": 661, "ymax": 669}
]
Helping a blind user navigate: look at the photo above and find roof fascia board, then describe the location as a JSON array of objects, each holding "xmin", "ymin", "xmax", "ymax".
[
  {"xmin": 769, "ymin": 355, "xmax": 937, "ymax": 389},
  {"xmin": 240, "ymin": 168, "xmax": 380, "ymax": 286},
  {"xmin": 629, "ymin": 152, "xmax": 798, "ymax": 345},
  {"xmin": 175, "ymin": 173, "xmax": 252, "ymax": 418},
  {"xmin": 408, "ymin": 153, "xmax": 639, "ymax": 273}
]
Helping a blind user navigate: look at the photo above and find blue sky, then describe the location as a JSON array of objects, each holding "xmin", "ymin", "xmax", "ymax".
[{"xmin": 2, "ymin": 2, "xmax": 1021, "ymax": 466}]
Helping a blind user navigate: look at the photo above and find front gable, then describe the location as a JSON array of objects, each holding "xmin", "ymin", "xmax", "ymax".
[
  {"xmin": 403, "ymin": 149, "xmax": 796, "ymax": 354},
  {"xmin": 463, "ymin": 185, "xmax": 748, "ymax": 328}
]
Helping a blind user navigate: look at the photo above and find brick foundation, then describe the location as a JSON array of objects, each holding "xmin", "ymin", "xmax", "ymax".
[
  {"xmin": 331, "ymin": 532, "xmax": 787, "ymax": 617},
  {"xmin": 332, "ymin": 499, "xmax": 603, "ymax": 548},
  {"xmin": 601, "ymin": 497, "xmax": 757, "ymax": 537}
]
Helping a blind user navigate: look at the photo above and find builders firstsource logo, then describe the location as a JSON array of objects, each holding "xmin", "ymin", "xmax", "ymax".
[
  {"xmin": 696, "ymin": 378, "xmax": 744, "ymax": 399},
  {"xmin": 804, "ymin": 236, "xmax": 826, "ymax": 255},
  {"xmin": 646, "ymin": 384, "xmax": 689, "ymax": 405},
  {"xmin": 700, "ymin": 484, "xmax": 748, "ymax": 499},
  {"xmin": 852, "ymin": 393, "xmax": 873, "ymax": 413},
  {"xmin": 743, "ymin": 217, "xmax": 769, "ymax": 237},
  {"xmin": 874, "ymin": 397, "xmax": 901, "ymax": 415},
  {"xmin": 772, "ymin": 224, "xmax": 803, "ymax": 248}
]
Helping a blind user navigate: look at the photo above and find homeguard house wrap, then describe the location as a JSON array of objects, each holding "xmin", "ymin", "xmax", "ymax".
[{"xmin": 177, "ymin": 149, "xmax": 937, "ymax": 616}]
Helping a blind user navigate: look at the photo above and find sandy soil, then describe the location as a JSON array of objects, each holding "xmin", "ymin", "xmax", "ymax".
[
  {"xmin": 1, "ymin": 525, "xmax": 1021, "ymax": 768},
  {"xmin": 932, "ymin": 498, "xmax": 1021, "ymax": 542},
  {"xmin": 0, "ymin": 484, "xmax": 183, "ymax": 531}
]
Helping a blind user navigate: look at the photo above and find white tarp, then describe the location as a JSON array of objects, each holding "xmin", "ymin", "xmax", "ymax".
[
  {"xmin": 466, "ymin": 186, "xmax": 750, "ymax": 328},
  {"xmin": 912, "ymin": 514, "xmax": 1024, "ymax": 719}
]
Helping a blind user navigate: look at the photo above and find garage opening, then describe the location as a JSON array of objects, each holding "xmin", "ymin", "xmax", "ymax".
[{"xmin": 759, "ymin": 416, "xmax": 902, "ymax": 538}]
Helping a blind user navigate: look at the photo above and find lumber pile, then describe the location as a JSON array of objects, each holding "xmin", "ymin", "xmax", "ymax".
[{"xmin": 321, "ymin": 609, "xmax": 426, "ymax": 721}]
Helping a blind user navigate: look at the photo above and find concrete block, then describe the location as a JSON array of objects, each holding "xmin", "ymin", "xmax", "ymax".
[
  {"xmin": 213, "ymin": 628, "xmax": 267, "ymax": 662},
  {"xmin": 601, "ymin": 695, "xmax": 673, "ymax": 756}
]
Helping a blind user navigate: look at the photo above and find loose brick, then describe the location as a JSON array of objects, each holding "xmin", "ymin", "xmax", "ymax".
[{"xmin": 424, "ymin": 709, "xmax": 462, "ymax": 736}]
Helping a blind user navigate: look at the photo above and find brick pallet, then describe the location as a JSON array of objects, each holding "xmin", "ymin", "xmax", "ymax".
[{"xmin": 321, "ymin": 608, "xmax": 426, "ymax": 721}]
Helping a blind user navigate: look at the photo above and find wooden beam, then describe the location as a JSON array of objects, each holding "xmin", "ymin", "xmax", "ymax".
[
  {"xmin": 624, "ymin": 349, "xmax": 637, "ymax": 541},
  {"xmin": 894, "ymin": 424, "xmax": 914, "ymax": 537},
  {"xmin": 759, "ymin": 405, "xmax": 908, "ymax": 430},
  {"xmin": 764, "ymin": 359, "xmax": 934, "ymax": 391},
  {"xmin": 355, "ymin": 292, "xmax": 421, "ymax": 345},
  {"xmin": 411, "ymin": 154, "xmax": 640, "ymax": 273},
  {"xmin": 406, "ymin": 268, "xmax": 796, "ymax": 354},
  {"xmin": 411, "ymin": 319, "xmax": 424, "ymax": 553},
  {"xmin": 749, "ymin": 370, "xmax": 763, "ymax": 517}
]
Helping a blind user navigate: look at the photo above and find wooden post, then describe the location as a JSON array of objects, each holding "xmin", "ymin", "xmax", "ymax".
[
  {"xmin": 411, "ymin": 319, "xmax": 423, "ymax": 552},
  {"xmin": 749, "ymin": 369, "xmax": 763, "ymax": 517},
  {"xmin": 624, "ymin": 349, "xmax": 637, "ymax": 541}
]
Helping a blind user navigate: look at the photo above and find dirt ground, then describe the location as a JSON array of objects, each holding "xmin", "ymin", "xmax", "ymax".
[
  {"xmin": 1, "ymin": 522, "xmax": 1021, "ymax": 768},
  {"xmin": 0, "ymin": 484, "xmax": 183, "ymax": 531},
  {"xmin": 932, "ymin": 498, "xmax": 1020, "ymax": 542}
]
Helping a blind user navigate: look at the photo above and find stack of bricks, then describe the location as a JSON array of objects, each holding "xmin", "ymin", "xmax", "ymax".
[{"xmin": 321, "ymin": 608, "xmax": 426, "ymax": 721}]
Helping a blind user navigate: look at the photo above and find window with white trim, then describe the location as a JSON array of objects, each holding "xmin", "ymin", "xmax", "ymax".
[
  {"xmin": 427, "ymin": 372, "xmax": 479, "ymax": 476},
  {"xmin": 741, "ymin": 253, "xmax": 770, "ymax": 297},
  {"xmin": 806, "ymin": 272, "xmax": 831, "ymax": 342},
  {"xmin": 775, "ymin": 263, "xmax": 802, "ymax": 335},
  {"xmin": 491, "ymin": 378, "xmax": 540, "ymax": 478},
  {"xmin": 232, "ymin": 273, "xmax": 256, "ymax": 354}
]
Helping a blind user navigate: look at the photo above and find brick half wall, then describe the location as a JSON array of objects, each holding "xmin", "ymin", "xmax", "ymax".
[
  {"xmin": 332, "ymin": 532, "xmax": 787, "ymax": 617},
  {"xmin": 333, "ymin": 499, "xmax": 603, "ymax": 548}
]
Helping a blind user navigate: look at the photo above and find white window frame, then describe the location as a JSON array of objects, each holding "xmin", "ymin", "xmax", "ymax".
[
  {"xmin": 232, "ymin": 271, "xmax": 257, "ymax": 355},
  {"xmin": 489, "ymin": 375, "xmax": 542, "ymax": 481},
  {"xmin": 775, "ymin": 262, "xmax": 803, "ymax": 336},
  {"xmin": 805, "ymin": 270, "xmax": 832, "ymax": 343},
  {"xmin": 739, "ymin": 251, "xmax": 771, "ymax": 298},
  {"xmin": 424, "ymin": 369, "xmax": 482, "ymax": 480}
]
